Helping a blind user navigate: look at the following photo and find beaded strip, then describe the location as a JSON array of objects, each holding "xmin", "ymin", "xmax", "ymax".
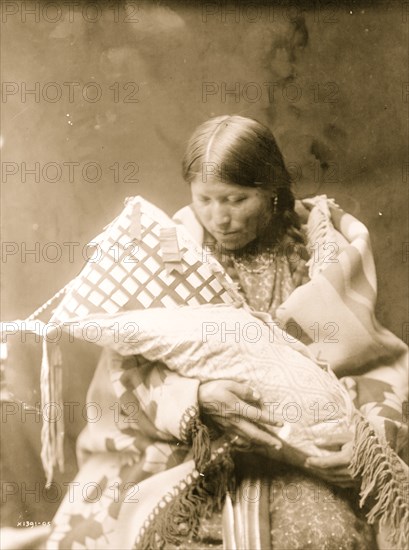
[
  {"xmin": 179, "ymin": 405, "xmax": 200, "ymax": 443},
  {"xmin": 305, "ymin": 196, "xmax": 337, "ymax": 278},
  {"xmin": 25, "ymin": 280, "xmax": 73, "ymax": 322}
]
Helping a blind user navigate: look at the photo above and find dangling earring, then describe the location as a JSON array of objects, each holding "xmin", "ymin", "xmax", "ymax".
[{"xmin": 272, "ymin": 195, "xmax": 278, "ymax": 213}]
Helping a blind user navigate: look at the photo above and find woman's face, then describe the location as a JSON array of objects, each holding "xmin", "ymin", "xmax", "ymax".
[{"xmin": 191, "ymin": 177, "xmax": 275, "ymax": 251}]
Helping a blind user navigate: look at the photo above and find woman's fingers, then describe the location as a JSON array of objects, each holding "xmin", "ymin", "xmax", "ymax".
[
  {"xmin": 199, "ymin": 399, "xmax": 221, "ymax": 415},
  {"xmin": 306, "ymin": 464, "xmax": 351, "ymax": 476},
  {"xmin": 213, "ymin": 397, "xmax": 283, "ymax": 432},
  {"xmin": 229, "ymin": 420, "xmax": 283, "ymax": 451},
  {"xmin": 257, "ymin": 405, "xmax": 283, "ymax": 427},
  {"xmin": 199, "ymin": 380, "xmax": 260, "ymax": 411},
  {"xmin": 304, "ymin": 440, "xmax": 355, "ymax": 487},
  {"xmin": 230, "ymin": 400, "xmax": 283, "ymax": 428},
  {"xmin": 306, "ymin": 440, "xmax": 353, "ymax": 470},
  {"xmin": 198, "ymin": 380, "xmax": 284, "ymax": 431},
  {"xmin": 222, "ymin": 383, "xmax": 283, "ymax": 428},
  {"xmin": 305, "ymin": 453, "xmax": 350, "ymax": 469},
  {"xmin": 221, "ymin": 380, "xmax": 261, "ymax": 403},
  {"xmin": 314, "ymin": 432, "xmax": 353, "ymax": 449},
  {"xmin": 304, "ymin": 443, "xmax": 355, "ymax": 487},
  {"xmin": 314, "ymin": 476, "xmax": 355, "ymax": 488}
]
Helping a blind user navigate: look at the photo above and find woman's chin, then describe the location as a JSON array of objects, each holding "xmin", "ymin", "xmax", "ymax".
[
  {"xmin": 219, "ymin": 241, "xmax": 246, "ymax": 252},
  {"xmin": 215, "ymin": 236, "xmax": 252, "ymax": 251}
]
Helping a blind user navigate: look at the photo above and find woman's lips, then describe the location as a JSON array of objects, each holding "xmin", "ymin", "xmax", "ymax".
[{"xmin": 214, "ymin": 230, "xmax": 239, "ymax": 236}]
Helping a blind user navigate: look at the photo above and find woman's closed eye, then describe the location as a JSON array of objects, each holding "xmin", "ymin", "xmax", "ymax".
[
  {"xmin": 196, "ymin": 195, "xmax": 246, "ymax": 205},
  {"xmin": 227, "ymin": 195, "xmax": 247, "ymax": 204}
]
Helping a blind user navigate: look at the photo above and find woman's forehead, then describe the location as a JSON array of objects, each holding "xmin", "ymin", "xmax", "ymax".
[{"xmin": 191, "ymin": 177, "xmax": 260, "ymax": 195}]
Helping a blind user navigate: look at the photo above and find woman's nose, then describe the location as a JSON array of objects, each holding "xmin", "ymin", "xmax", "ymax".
[{"xmin": 212, "ymin": 203, "xmax": 231, "ymax": 228}]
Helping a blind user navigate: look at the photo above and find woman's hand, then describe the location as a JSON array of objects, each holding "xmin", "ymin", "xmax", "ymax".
[
  {"xmin": 304, "ymin": 432, "xmax": 356, "ymax": 488},
  {"xmin": 198, "ymin": 380, "xmax": 283, "ymax": 455}
]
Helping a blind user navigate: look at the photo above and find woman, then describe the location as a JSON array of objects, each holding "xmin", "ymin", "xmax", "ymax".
[
  {"xmin": 18, "ymin": 115, "xmax": 406, "ymax": 549},
  {"xmin": 179, "ymin": 115, "xmax": 356, "ymax": 480},
  {"xmin": 169, "ymin": 114, "xmax": 375, "ymax": 548}
]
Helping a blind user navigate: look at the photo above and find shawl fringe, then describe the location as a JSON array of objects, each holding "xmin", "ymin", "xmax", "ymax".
[
  {"xmin": 179, "ymin": 406, "xmax": 212, "ymax": 471},
  {"xmin": 189, "ymin": 416, "xmax": 212, "ymax": 472},
  {"xmin": 135, "ymin": 439, "xmax": 235, "ymax": 550},
  {"xmin": 350, "ymin": 415, "xmax": 409, "ymax": 549}
]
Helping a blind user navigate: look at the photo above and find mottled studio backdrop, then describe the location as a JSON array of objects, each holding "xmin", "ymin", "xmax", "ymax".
[{"xmin": 1, "ymin": 0, "xmax": 408, "ymax": 338}]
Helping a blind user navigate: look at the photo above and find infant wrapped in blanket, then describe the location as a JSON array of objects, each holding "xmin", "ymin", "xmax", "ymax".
[
  {"xmin": 61, "ymin": 302, "xmax": 407, "ymax": 548},
  {"xmin": 65, "ymin": 303, "xmax": 354, "ymax": 462}
]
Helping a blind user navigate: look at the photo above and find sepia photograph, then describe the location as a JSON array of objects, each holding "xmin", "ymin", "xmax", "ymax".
[{"xmin": 0, "ymin": 1, "xmax": 408, "ymax": 548}]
